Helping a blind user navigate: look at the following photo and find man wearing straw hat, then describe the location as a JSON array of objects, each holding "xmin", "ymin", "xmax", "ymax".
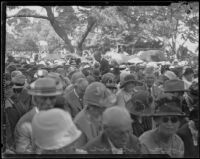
[{"xmin": 14, "ymin": 77, "xmax": 63, "ymax": 154}]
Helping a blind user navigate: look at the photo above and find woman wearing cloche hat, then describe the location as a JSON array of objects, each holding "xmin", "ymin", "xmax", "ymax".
[{"xmin": 139, "ymin": 94, "xmax": 185, "ymax": 157}]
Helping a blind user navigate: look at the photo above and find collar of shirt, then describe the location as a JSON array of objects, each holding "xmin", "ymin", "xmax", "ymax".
[
  {"xmin": 107, "ymin": 137, "xmax": 123, "ymax": 154},
  {"xmin": 74, "ymin": 88, "xmax": 80, "ymax": 99}
]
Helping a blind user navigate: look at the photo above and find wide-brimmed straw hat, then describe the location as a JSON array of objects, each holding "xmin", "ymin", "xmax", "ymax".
[
  {"xmin": 164, "ymin": 79, "xmax": 190, "ymax": 93},
  {"xmin": 120, "ymin": 74, "xmax": 142, "ymax": 88},
  {"xmin": 32, "ymin": 108, "xmax": 82, "ymax": 150},
  {"xmin": 27, "ymin": 77, "xmax": 63, "ymax": 96}
]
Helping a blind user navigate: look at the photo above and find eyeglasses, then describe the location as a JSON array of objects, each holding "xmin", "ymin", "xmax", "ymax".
[{"xmin": 161, "ymin": 116, "xmax": 179, "ymax": 123}]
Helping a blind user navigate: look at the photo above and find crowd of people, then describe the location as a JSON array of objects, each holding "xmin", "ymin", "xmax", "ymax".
[{"xmin": 3, "ymin": 53, "xmax": 199, "ymax": 157}]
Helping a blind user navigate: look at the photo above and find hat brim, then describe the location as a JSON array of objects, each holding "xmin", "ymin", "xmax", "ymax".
[
  {"xmin": 151, "ymin": 112, "xmax": 186, "ymax": 117},
  {"xmin": 120, "ymin": 80, "xmax": 143, "ymax": 88},
  {"xmin": 164, "ymin": 89, "xmax": 190, "ymax": 93},
  {"xmin": 28, "ymin": 90, "xmax": 63, "ymax": 96},
  {"xmin": 130, "ymin": 109, "xmax": 153, "ymax": 117},
  {"xmin": 12, "ymin": 85, "xmax": 24, "ymax": 89}
]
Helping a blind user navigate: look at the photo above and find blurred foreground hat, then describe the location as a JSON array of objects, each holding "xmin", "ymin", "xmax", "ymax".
[
  {"xmin": 32, "ymin": 108, "xmax": 82, "ymax": 150},
  {"xmin": 120, "ymin": 74, "xmax": 142, "ymax": 88},
  {"xmin": 84, "ymin": 82, "xmax": 116, "ymax": 108},
  {"xmin": 164, "ymin": 79, "xmax": 189, "ymax": 93},
  {"xmin": 102, "ymin": 106, "xmax": 132, "ymax": 127},
  {"xmin": 126, "ymin": 90, "xmax": 153, "ymax": 116},
  {"xmin": 27, "ymin": 77, "xmax": 63, "ymax": 96}
]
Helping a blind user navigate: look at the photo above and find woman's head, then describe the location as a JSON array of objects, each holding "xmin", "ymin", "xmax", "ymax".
[{"xmin": 153, "ymin": 95, "xmax": 185, "ymax": 135}]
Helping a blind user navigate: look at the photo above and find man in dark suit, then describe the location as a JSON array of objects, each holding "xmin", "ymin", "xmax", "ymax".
[
  {"xmin": 63, "ymin": 78, "xmax": 88, "ymax": 118},
  {"xmin": 83, "ymin": 106, "xmax": 149, "ymax": 154}
]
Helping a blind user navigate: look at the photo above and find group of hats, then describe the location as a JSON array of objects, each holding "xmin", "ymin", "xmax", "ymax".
[{"xmin": 126, "ymin": 78, "xmax": 193, "ymax": 117}]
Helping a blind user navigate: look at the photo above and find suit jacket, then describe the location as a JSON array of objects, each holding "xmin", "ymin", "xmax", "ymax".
[
  {"xmin": 74, "ymin": 109, "xmax": 102, "ymax": 148},
  {"xmin": 83, "ymin": 132, "xmax": 150, "ymax": 154},
  {"xmin": 177, "ymin": 123, "xmax": 199, "ymax": 158},
  {"xmin": 14, "ymin": 107, "xmax": 38, "ymax": 154},
  {"xmin": 63, "ymin": 88, "xmax": 83, "ymax": 118}
]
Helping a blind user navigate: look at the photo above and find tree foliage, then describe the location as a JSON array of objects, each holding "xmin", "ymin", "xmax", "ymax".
[{"xmin": 6, "ymin": 3, "xmax": 199, "ymax": 60}]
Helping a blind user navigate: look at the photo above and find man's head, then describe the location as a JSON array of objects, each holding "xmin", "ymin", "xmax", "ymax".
[
  {"xmin": 102, "ymin": 107, "xmax": 133, "ymax": 148},
  {"xmin": 182, "ymin": 67, "xmax": 194, "ymax": 82},
  {"xmin": 74, "ymin": 78, "xmax": 89, "ymax": 98},
  {"xmin": 27, "ymin": 77, "xmax": 63, "ymax": 110},
  {"xmin": 84, "ymin": 82, "xmax": 116, "ymax": 121},
  {"xmin": 144, "ymin": 73, "xmax": 155, "ymax": 88}
]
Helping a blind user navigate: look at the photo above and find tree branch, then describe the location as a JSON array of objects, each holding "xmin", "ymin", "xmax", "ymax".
[
  {"xmin": 77, "ymin": 17, "xmax": 96, "ymax": 53},
  {"xmin": 7, "ymin": 15, "xmax": 49, "ymax": 20},
  {"xmin": 44, "ymin": 6, "xmax": 74, "ymax": 53}
]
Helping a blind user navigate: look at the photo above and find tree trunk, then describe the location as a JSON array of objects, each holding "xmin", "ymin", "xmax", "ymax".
[
  {"xmin": 77, "ymin": 16, "xmax": 96, "ymax": 56},
  {"xmin": 44, "ymin": 6, "xmax": 75, "ymax": 53}
]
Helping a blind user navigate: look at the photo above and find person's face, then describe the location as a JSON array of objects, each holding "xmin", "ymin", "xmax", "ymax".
[
  {"xmin": 88, "ymin": 106, "xmax": 105, "ymax": 122},
  {"xmin": 156, "ymin": 116, "xmax": 180, "ymax": 135},
  {"xmin": 172, "ymin": 92, "xmax": 184, "ymax": 99},
  {"xmin": 35, "ymin": 96, "xmax": 57, "ymax": 110},
  {"xmin": 76, "ymin": 81, "xmax": 88, "ymax": 98},
  {"xmin": 105, "ymin": 123, "xmax": 133, "ymax": 148},
  {"xmin": 124, "ymin": 83, "xmax": 135, "ymax": 93},
  {"xmin": 145, "ymin": 76, "xmax": 155, "ymax": 87},
  {"xmin": 184, "ymin": 73, "xmax": 194, "ymax": 82}
]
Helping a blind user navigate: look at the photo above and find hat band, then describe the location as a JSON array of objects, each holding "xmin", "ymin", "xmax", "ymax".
[{"xmin": 31, "ymin": 88, "xmax": 63, "ymax": 93}]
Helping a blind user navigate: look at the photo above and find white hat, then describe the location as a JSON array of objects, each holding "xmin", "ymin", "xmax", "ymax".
[{"xmin": 32, "ymin": 108, "xmax": 82, "ymax": 150}]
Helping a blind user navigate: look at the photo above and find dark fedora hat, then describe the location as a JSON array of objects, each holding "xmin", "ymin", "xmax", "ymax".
[
  {"xmin": 152, "ymin": 95, "xmax": 186, "ymax": 117},
  {"xmin": 120, "ymin": 74, "xmax": 142, "ymax": 88},
  {"xmin": 164, "ymin": 79, "xmax": 190, "ymax": 93}
]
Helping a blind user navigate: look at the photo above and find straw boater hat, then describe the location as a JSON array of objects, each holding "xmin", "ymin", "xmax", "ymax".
[
  {"xmin": 164, "ymin": 79, "xmax": 190, "ymax": 93},
  {"xmin": 27, "ymin": 77, "xmax": 63, "ymax": 96},
  {"xmin": 152, "ymin": 95, "xmax": 186, "ymax": 116},
  {"xmin": 32, "ymin": 108, "xmax": 82, "ymax": 150},
  {"xmin": 120, "ymin": 74, "xmax": 142, "ymax": 88}
]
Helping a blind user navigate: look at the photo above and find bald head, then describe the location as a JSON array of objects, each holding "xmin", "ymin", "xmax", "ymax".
[{"xmin": 102, "ymin": 106, "xmax": 132, "ymax": 128}]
